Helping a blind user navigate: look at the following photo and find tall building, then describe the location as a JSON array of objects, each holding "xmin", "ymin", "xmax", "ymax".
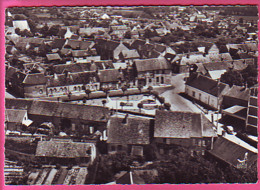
[{"xmin": 245, "ymin": 86, "xmax": 258, "ymax": 136}]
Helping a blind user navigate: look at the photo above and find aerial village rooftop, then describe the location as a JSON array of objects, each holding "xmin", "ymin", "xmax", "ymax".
[{"xmin": 4, "ymin": 6, "xmax": 258, "ymax": 185}]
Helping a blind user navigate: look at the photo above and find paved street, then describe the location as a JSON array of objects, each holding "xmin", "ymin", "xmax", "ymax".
[{"xmin": 159, "ymin": 74, "xmax": 201, "ymax": 113}]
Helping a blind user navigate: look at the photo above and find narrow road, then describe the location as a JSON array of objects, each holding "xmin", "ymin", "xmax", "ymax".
[{"xmin": 159, "ymin": 74, "xmax": 201, "ymax": 113}]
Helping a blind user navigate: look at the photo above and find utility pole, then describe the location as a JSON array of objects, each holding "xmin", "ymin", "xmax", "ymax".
[{"xmin": 216, "ymin": 79, "xmax": 220, "ymax": 135}]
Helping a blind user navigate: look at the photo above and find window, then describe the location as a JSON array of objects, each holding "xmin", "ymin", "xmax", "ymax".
[
  {"xmin": 60, "ymin": 88, "xmax": 64, "ymax": 92},
  {"xmin": 161, "ymin": 76, "xmax": 164, "ymax": 84},
  {"xmin": 202, "ymin": 150, "xmax": 205, "ymax": 155},
  {"xmin": 89, "ymin": 126, "xmax": 94, "ymax": 134},
  {"xmin": 149, "ymin": 78, "xmax": 152, "ymax": 83},
  {"xmin": 192, "ymin": 139, "xmax": 196, "ymax": 145},
  {"xmin": 202, "ymin": 140, "xmax": 206, "ymax": 147},
  {"xmin": 64, "ymin": 87, "xmax": 67, "ymax": 92},
  {"xmin": 166, "ymin": 139, "xmax": 171, "ymax": 144},
  {"xmin": 192, "ymin": 91, "xmax": 196, "ymax": 97},
  {"xmin": 162, "ymin": 70, "xmax": 165, "ymax": 74},
  {"xmin": 117, "ymin": 145, "xmax": 122, "ymax": 151},
  {"xmin": 156, "ymin": 77, "xmax": 160, "ymax": 83},
  {"xmin": 191, "ymin": 150, "xmax": 194, "ymax": 157},
  {"xmin": 39, "ymin": 89, "xmax": 43, "ymax": 94},
  {"xmin": 78, "ymin": 86, "xmax": 81, "ymax": 91},
  {"xmin": 54, "ymin": 88, "xmax": 57, "ymax": 93},
  {"xmin": 74, "ymin": 86, "xmax": 77, "ymax": 91},
  {"xmin": 50, "ymin": 89, "xmax": 53, "ymax": 94},
  {"xmin": 163, "ymin": 138, "xmax": 167, "ymax": 143},
  {"xmin": 198, "ymin": 140, "xmax": 201, "ymax": 147},
  {"xmin": 111, "ymin": 145, "xmax": 115, "ymax": 151},
  {"xmin": 71, "ymin": 123, "xmax": 76, "ymax": 131}
]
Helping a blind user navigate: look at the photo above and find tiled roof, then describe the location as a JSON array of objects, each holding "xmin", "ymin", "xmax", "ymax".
[
  {"xmin": 23, "ymin": 73, "xmax": 47, "ymax": 85},
  {"xmin": 46, "ymin": 53, "xmax": 61, "ymax": 61},
  {"xmin": 186, "ymin": 74, "xmax": 229, "ymax": 97},
  {"xmin": 107, "ymin": 114, "xmax": 151, "ymax": 145},
  {"xmin": 5, "ymin": 109, "xmax": 26, "ymax": 123},
  {"xmin": 98, "ymin": 69, "xmax": 121, "ymax": 83},
  {"xmin": 36, "ymin": 139, "xmax": 94, "ymax": 158},
  {"xmin": 154, "ymin": 110, "xmax": 216, "ymax": 138},
  {"xmin": 120, "ymin": 49, "xmax": 140, "ymax": 59},
  {"xmin": 208, "ymin": 137, "xmax": 257, "ymax": 168},
  {"xmin": 134, "ymin": 57, "xmax": 171, "ymax": 72},
  {"xmin": 47, "ymin": 71, "xmax": 98, "ymax": 87},
  {"xmin": 5, "ymin": 98, "xmax": 110, "ymax": 123},
  {"xmin": 51, "ymin": 39, "xmax": 66, "ymax": 49},
  {"xmin": 223, "ymin": 85, "xmax": 250, "ymax": 101}
]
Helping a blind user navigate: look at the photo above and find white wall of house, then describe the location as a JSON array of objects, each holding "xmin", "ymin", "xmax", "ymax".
[
  {"xmin": 113, "ymin": 43, "xmax": 129, "ymax": 60},
  {"xmin": 47, "ymin": 82, "xmax": 100, "ymax": 96},
  {"xmin": 185, "ymin": 85, "xmax": 220, "ymax": 109},
  {"xmin": 138, "ymin": 70, "xmax": 172, "ymax": 87},
  {"xmin": 24, "ymin": 84, "xmax": 47, "ymax": 98}
]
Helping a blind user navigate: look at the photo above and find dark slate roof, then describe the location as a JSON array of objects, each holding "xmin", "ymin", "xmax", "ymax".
[
  {"xmin": 119, "ymin": 49, "xmax": 140, "ymax": 59},
  {"xmin": 154, "ymin": 110, "xmax": 217, "ymax": 138},
  {"xmin": 46, "ymin": 53, "xmax": 61, "ymax": 61},
  {"xmin": 208, "ymin": 137, "xmax": 257, "ymax": 168},
  {"xmin": 47, "ymin": 71, "xmax": 98, "ymax": 87},
  {"xmin": 5, "ymin": 109, "xmax": 27, "ymax": 123},
  {"xmin": 52, "ymin": 62, "xmax": 91, "ymax": 74},
  {"xmin": 223, "ymin": 85, "xmax": 250, "ymax": 101},
  {"xmin": 5, "ymin": 98, "xmax": 110, "ymax": 123},
  {"xmin": 64, "ymin": 40, "xmax": 81, "ymax": 49},
  {"xmin": 203, "ymin": 61, "xmax": 232, "ymax": 71},
  {"xmin": 134, "ymin": 57, "xmax": 171, "ymax": 72},
  {"xmin": 51, "ymin": 60, "xmax": 114, "ymax": 74},
  {"xmin": 5, "ymin": 66, "xmax": 18, "ymax": 81},
  {"xmin": 51, "ymin": 39, "xmax": 66, "ymax": 49},
  {"xmin": 154, "ymin": 44, "xmax": 166, "ymax": 53},
  {"xmin": 23, "ymin": 73, "xmax": 47, "ymax": 85},
  {"xmin": 98, "ymin": 69, "xmax": 121, "ymax": 83},
  {"xmin": 80, "ymin": 41, "xmax": 94, "ymax": 50},
  {"xmin": 130, "ymin": 39, "xmax": 146, "ymax": 50},
  {"xmin": 36, "ymin": 139, "xmax": 93, "ymax": 158},
  {"xmin": 186, "ymin": 74, "xmax": 229, "ymax": 97},
  {"xmin": 107, "ymin": 114, "xmax": 151, "ymax": 145}
]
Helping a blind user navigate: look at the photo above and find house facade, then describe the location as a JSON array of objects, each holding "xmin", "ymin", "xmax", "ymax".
[
  {"xmin": 107, "ymin": 114, "xmax": 152, "ymax": 157},
  {"xmin": 185, "ymin": 73, "xmax": 230, "ymax": 110},
  {"xmin": 133, "ymin": 57, "xmax": 172, "ymax": 87},
  {"xmin": 154, "ymin": 110, "xmax": 217, "ymax": 156}
]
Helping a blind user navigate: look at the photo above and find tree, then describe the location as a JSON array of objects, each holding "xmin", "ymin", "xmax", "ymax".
[
  {"xmin": 138, "ymin": 85, "xmax": 143, "ymax": 93},
  {"xmin": 152, "ymin": 91, "xmax": 159, "ymax": 99},
  {"xmin": 164, "ymin": 102, "xmax": 171, "ymax": 110},
  {"xmin": 102, "ymin": 100, "xmax": 107, "ymax": 107},
  {"xmin": 120, "ymin": 102, "xmax": 126, "ymax": 110},
  {"xmin": 15, "ymin": 28, "xmax": 21, "ymax": 35},
  {"xmin": 158, "ymin": 96, "xmax": 165, "ymax": 105},
  {"xmin": 85, "ymin": 89, "xmax": 92, "ymax": 99},
  {"xmin": 147, "ymin": 86, "xmax": 153, "ymax": 95},
  {"xmin": 137, "ymin": 103, "xmax": 143, "ymax": 113},
  {"xmin": 102, "ymin": 87, "xmax": 110, "ymax": 97},
  {"xmin": 40, "ymin": 24, "xmax": 49, "ymax": 37},
  {"xmin": 121, "ymin": 85, "xmax": 128, "ymax": 95},
  {"xmin": 220, "ymin": 70, "xmax": 244, "ymax": 87}
]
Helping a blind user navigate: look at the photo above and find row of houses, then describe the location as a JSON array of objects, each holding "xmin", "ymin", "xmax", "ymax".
[
  {"xmin": 6, "ymin": 57, "xmax": 172, "ymax": 98},
  {"xmin": 6, "ymin": 99, "xmax": 257, "ymax": 170}
]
